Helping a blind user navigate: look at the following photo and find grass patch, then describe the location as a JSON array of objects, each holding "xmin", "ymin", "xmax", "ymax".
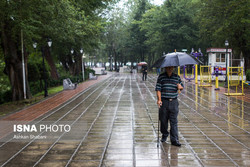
[
  {"xmin": 219, "ymin": 82, "xmax": 225, "ymax": 87},
  {"xmin": 34, "ymin": 85, "xmax": 63, "ymax": 97},
  {"xmin": 0, "ymin": 85, "xmax": 63, "ymax": 118}
]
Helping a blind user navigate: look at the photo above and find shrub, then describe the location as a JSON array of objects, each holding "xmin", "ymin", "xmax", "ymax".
[
  {"xmin": 246, "ymin": 69, "xmax": 250, "ymax": 81},
  {"xmin": 27, "ymin": 61, "xmax": 40, "ymax": 82},
  {"xmin": 0, "ymin": 90, "xmax": 12, "ymax": 104},
  {"xmin": 29, "ymin": 81, "xmax": 43, "ymax": 95},
  {"xmin": 85, "ymin": 68, "xmax": 95, "ymax": 79},
  {"xmin": 0, "ymin": 59, "xmax": 11, "ymax": 103}
]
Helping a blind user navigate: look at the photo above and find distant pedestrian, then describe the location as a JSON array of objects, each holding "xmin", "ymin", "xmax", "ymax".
[
  {"xmin": 132, "ymin": 66, "xmax": 137, "ymax": 74},
  {"xmin": 155, "ymin": 66, "xmax": 183, "ymax": 147},
  {"xmin": 156, "ymin": 68, "xmax": 161, "ymax": 75},
  {"xmin": 142, "ymin": 65, "xmax": 148, "ymax": 81}
]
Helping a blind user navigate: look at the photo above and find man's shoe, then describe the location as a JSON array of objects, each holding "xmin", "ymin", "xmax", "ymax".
[
  {"xmin": 161, "ymin": 135, "xmax": 167, "ymax": 142},
  {"xmin": 171, "ymin": 141, "xmax": 181, "ymax": 147}
]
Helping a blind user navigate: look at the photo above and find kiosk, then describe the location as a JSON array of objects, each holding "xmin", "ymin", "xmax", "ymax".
[
  {"xmin": 207, "ymin": 48, "xmax": 232, "ymax": 80},
  {"xmin": 206, "ymin": 48, "xmax": 245, "ymax": 81}
]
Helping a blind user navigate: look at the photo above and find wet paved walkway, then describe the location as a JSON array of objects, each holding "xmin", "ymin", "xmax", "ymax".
[{"xmin": 0, "ymin": 73, "xmax": 250, "ymax": 167}]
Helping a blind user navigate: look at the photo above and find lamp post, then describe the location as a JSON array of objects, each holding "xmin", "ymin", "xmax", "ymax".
[
  {"xmin": 225, "ymin": 40, "xmax": 229, "ymax": 87},
  {"xmin": 33, "ymin": 39, "xmax": 52, "ymax": 97},
  {"xmin": 33, "ymin": 42, "xmax": 37, "ymax": 52},
  {"xmin": 21, "ymin": 30, "xmax": 26, "ymax": 99},
  {"xmin": 44, "ymin": 39, "xmax": 52, "ymax": 97},
  {"xmin": 80, "ymin": 48, "xmax": 85, "ymax": 81},
  {"xmin": 71, "ymin": 49, "xmax": 74, "ymax": 64}
]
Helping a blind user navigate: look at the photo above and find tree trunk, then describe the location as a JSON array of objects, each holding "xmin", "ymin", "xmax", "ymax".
[
  {"xmin": 243, "ymin": 51, "xmax": 249, "ymax": 73},
  {"xmin": 75, "ymin": 54, "xmax": 81, "ymax": 75},
  {"xmin": 113, "ymin": 49, "xmax": 117, "ymax": 71},
  {"xmin": 1, "ymin": 23, "xmax": 31, "ymax": 101},
  {"xmin": 44, "ymin": 46, "xmax": 59, "ymax": 80},
  {"xmin": 67, "ymin": 55, "xmax": 74, "ymax": 75}
]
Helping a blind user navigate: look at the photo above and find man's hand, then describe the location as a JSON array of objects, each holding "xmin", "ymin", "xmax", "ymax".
[
  {"xmin": 157, "ymin": 100, "xmax": 162, "ymax": 108},
  {"xmin": 177, "ymin": 83, "xmax": 183, "ymax": 90},
  {"xmin": 156, "ymin": 91, "xmax": 162, "ymax": 108}
]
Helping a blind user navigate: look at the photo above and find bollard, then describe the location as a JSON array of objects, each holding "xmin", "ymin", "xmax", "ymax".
[
  {"xmin": 215, "ymin": 75, "xmax": 220, "ymax": 90},
  {"xmin": 214, "ymin": 66, "xmax": 220, "ymax": 90},
  {"xmin": 195, "ymin": 64, "xmax": 198, "ymax": 84}
]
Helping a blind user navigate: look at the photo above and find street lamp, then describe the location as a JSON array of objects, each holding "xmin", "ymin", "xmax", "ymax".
[
  {"xmin": 225, "ymin": 40, "xmax": 229, "ymax": 86},
  {"xmin": 33, "ymin": 39, "xmax": 52, "ymax": 97},
  {"xmin": 44, "ymin": 39, "xmax": 52, "ymax": 97},
  {"xmin": 80, "ymin": 48, "xmax": 85, "ymax": 81},
  {"xmin": 48, "ymin": 39, "xmax": 52, "ymax": 47},
  {"xmin": 71, "ymin": 49, "xmax": 74, "ymax": 54},
  {"xmin": 33, "ymin": 42, "xmax": 37, "ymax": 50}
]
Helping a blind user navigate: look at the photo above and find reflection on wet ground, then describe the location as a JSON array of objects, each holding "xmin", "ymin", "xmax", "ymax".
[{"xmin": 0, "ymin": 73, "xmax": 249, "ymax": 166}]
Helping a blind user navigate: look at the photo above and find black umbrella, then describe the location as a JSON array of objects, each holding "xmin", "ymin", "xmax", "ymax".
[{"xmin": 152, "ymin": 52, "xmax": 202, "ymax": 68}]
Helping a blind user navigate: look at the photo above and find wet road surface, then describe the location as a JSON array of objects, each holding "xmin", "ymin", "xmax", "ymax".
[{"xmin": 0, "ymin": 73, "xmax": 249, "ymax": 167}]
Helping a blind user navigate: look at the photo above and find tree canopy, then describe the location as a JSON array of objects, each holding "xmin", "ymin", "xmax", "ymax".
[{"xmin": 0, "ymin": 0, "xmax": 115, "ymax": 101}]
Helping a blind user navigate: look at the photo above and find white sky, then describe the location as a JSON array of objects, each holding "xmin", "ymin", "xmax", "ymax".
[
  {"xmin": 117, "ymin": 0, "xmax": 164, "ymax": 7},
  {"xmin": 151, "ymin": 0, "xmax": 164, "ymax": 6},
  {"xmin": 104, "ymin": 0, "xmax": 164, "ymax": 20}
]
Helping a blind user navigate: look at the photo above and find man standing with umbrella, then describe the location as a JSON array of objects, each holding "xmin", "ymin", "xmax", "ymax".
[
  {"xmin": 153, "ymin": 52, "xmax": 201, "ymax": 147},
  {"xmin": 155, "ymin": 66, "xmax": 183, "ymax": 146}
]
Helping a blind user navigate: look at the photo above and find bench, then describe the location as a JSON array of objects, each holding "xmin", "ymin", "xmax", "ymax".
[
  {"xmin": 89, "ymin": 73, "xmax": 97, "ymax": 80},
  {"xmin": 101, "ymin": 69, "xmax": 107, "ymax": 75},
  {"xmin": 63, "ymin": 78, "xmax": 77, "ymax": 90},
  {"xmin": 92, "ymin": 67, "xmax": 102, "ymax": 75}
]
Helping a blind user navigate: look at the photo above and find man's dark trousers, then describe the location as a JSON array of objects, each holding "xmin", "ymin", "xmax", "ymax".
[{"xmin": 159, "ymin": 98, "xmax": 179, "ymax": 143}]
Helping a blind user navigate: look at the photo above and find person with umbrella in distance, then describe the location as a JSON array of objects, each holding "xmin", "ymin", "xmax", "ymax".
[
  {"xmin": 142, "ymin": 64, "xmax": 148, "ymax": 81},
  {"xmin": 153, "ymin": 52, "xmax": 201, "ymax": 147}
]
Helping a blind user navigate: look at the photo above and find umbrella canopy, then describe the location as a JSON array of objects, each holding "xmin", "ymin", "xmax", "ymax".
[
  {"xmin": 138, "ymin": 62, "xmax": 147, "ymax": 66},
  {"xmin": 151, "ymin": 52, "xmax": 202, "ymax": 68}
]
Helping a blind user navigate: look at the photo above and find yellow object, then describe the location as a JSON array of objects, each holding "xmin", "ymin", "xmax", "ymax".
[
  {"xmin": 195, "ymin": 84, "xmax": 198, "ymax": 110},
  {"xmin": 215, "ymin": 76, "xmax": 219, "ymax": 89},
  {"xmin": 195, "ymin": 64, "xmax": 198, "ymax": 84},
  {"xmin": 224, "ymin": 67, "xmax": 244, "ymax": 96},
  {"xmin": 199, "ymin": 65, "xmax": 212, "ymax": 87},
  {"xmin": 178, "ymin": 66, "xmax": 180, "ymax": 76}
]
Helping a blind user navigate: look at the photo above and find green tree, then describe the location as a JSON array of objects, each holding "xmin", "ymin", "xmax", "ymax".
[
  {"xmin": 161, "ymin": 0, "xmax": 199, "ymax": 52},
  {"xmin": 138, "ymin": 0, "xmax": 199, "ymax": 66},
  {"xmin": 0, "ymin": 0, "xmax": 37, "ymax": 100},
  {"xmin": 129, "ymin": 0, "xmax": 150, "ymax": 62},
  {"xmin": 0, "ymin": 0, "xmax": 115, "ymax": 101},
  {"xmin": 198, "ymin": 0, "xmax": 250, "ymax": 70}
]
